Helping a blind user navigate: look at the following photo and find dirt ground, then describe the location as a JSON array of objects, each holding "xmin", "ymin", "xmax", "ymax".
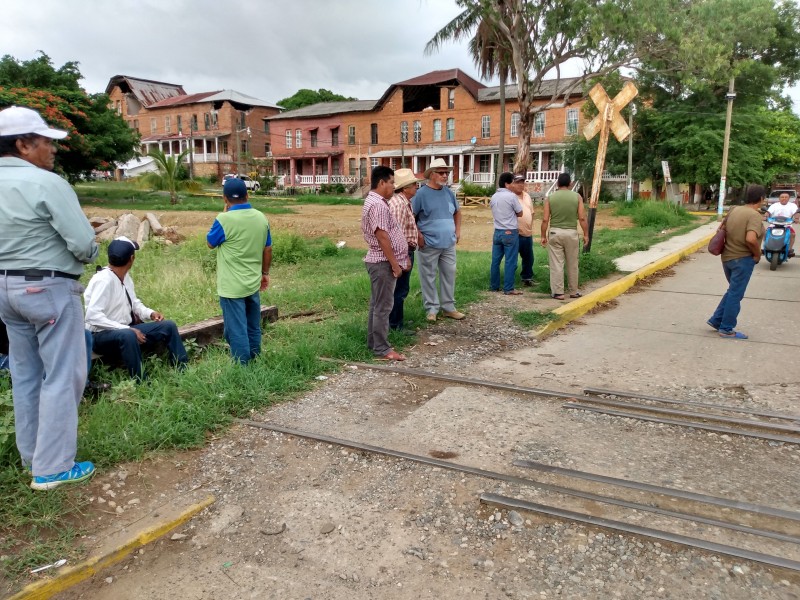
[{"xmin": 83, "ymin": 204, "xmax": 633, "ymax": 251}]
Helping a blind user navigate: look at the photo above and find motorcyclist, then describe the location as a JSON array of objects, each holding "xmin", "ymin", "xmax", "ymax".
[{"xmin": 764, "ymin": 192, "xmax": 798, "ymax": 257}]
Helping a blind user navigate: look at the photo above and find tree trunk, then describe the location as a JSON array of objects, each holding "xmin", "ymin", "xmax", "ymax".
[
  {"xmin": 513, "ymin": 84, "xmax": 534, "ymax": 173},
  {"xmin": 496, "ymin": 69, "xmax": 506, "ymax": 186}
]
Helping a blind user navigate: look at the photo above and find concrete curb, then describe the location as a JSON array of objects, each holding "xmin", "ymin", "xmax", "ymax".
[
  {"xmin": 9, "ymin": 495, "xmax": 215, "ymax": 600},
  {"xmin": 535, "ymin": 232, "xmax": 715, "ymax": 339}
]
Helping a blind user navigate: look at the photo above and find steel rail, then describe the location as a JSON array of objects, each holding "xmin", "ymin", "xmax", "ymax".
[
  {"xmin": 318, "ymin": 358, "xmax": 577, "ymax": 399},
  {"xmin": 235, "ymin": 419, "xmax": 800, "ymax": 543},
  {"xmin": 584, "ymin": 387, "xmax": 800, "ymax": 423},
  {"xmin": 574, "ymin": 396, "xmax": 800, "ymax": 435},
  {"xmin": 564, "ymin": 402, "xmax": 800, "ymax": 446},
  {"xmin": 480, "ymin": 493, "xmax": 800, "ymax": 573},
  {"xmin": 513, "ymin": 460, "xmax": 800, "ymax": 522}
]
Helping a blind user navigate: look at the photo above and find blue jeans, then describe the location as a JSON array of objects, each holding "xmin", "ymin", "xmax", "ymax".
[
  {"xmin": 220, "ymin": 291, "xmax": 262, "ymax": 364},
  {"xmin": 518, "ymin": 235, "xmax": 534, "ymax": 282},
  {"xmin": 708, "ymin": 256, "xmax": 757, "ymax": 334},
  {"xmin": 92, "ymin": 321, "xmax": 188, "ymax": 380},
  {"xmin": 0, "ymin": 276, "xmax": 86, "ymax": 477},
  {"xmin": 389, "ymin": 250, "xmax": 414, "ymax": 329},
  {"xmin": 490, "ymin": 229, "xmax": 520, "ymax": 293}
]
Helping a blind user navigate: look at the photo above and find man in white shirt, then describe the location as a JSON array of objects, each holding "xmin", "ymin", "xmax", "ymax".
[
  {"xmin": 765, "ymin": 192, "xmax": 798, "ymax": 256},
  {"xmin": 84, "ymin": 237, "xmax": 187, "ymax": 380}
]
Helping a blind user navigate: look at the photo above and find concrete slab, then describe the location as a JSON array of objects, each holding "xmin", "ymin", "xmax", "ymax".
[{"xmin": 614, "ymin": 221, "xmax": 719, "ymax": 272}]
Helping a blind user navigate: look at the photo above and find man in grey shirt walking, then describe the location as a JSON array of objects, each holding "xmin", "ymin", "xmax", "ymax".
[
  {"xmin": 0, "ymin": 106, "xmax": 98, "ymax": 490},
  {"xmin": 489, "ymin": 172, "xmax": 524, "ymax": 295}
]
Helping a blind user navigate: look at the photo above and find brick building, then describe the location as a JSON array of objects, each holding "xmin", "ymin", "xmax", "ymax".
[
  {"xmin": 266, "ymin": 69, "xmax": 587, "ymax": 194},
  {"xmin": 106, "ymin": 75, "xmax": 280, "ymax": 179}
]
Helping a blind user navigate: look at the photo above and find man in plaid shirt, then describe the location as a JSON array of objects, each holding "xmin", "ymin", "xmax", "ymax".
[
  {"xmin": 388, "ymin": 168, "xmax": 422, "ymax": 332},
  {"xmin": 361, "ymin": 166, "xmax": 410, "ymax": 361}
]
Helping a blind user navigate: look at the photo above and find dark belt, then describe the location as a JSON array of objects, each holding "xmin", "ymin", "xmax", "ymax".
[{"xmin": 0, "ymin": 269, "xmax": 81, "ymax": 281}]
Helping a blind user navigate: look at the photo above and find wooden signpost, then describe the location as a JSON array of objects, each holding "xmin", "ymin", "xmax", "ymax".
[{"xmin": 582, "ymin": 81, "xmax": 638, "ymax": 252}]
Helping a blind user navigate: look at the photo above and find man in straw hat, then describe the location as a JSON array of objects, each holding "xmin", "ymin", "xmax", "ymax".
[
  {"xmin": 0, "ymin": 106, "xmax": 98, "ymax": 490},
  {"xmin": 412, "ymin": 158, "xmax": 465, "ymax": 322},
  {"xmin": 388, "ymin": 168, "xmax": 422, "ymax": 332}
]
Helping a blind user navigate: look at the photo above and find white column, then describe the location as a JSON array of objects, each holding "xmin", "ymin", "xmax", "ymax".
[
  {"xmin": 412, "ymin": 155, "xmax": 418, "ymax": 174},
  {"xmin": 470, "ymin": 153, "xmax": 475, "ymax": 174},
  {"xmin": 489, "ymin": 153, "xmax": 495, "ymax": 179},
  {"xmin": 538, "ymin": 151, "xmax": 543, "ymax": 175},
  {"xmin": 459, "ymin": 154, "xmax": 464, "ymax": 181}
]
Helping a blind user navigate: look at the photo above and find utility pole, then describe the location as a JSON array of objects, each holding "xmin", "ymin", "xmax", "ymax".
[
  {"xmin": 717, "ymin": 77, "xmax": 736, "ymax": 217},
  {"xmin": 626, "ymin": 104, "xmax": 635, "ymax": 203}
]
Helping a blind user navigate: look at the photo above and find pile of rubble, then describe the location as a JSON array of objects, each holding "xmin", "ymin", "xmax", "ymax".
[{"xmin": 89, "ymin": 213, "xmax": 183, "ymax": 245}]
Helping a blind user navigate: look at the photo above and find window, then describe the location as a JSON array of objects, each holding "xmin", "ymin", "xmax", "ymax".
[
  {"xmin": 332, "ymin": 160, "xmax": 340, "ymax": 175},
  {"xmin": 448, "ymin": 88, "xmax": 455, "ymax": 109},
  {"xmin": 150, "ymin": 118, "xmax": 157, "ymax": 134},
  {"xmin": 311, "ymin": 128, "xmax": 318, "ymax": 148},
  {"xmin": 191, "ymin": 114, "xmax": 198, "ymax": 131},
  {"xmin": 349, "ymin": 158, "xmax": 357, "ymax": 175},
  {"xmin": 534, "ymin": 112, "xmax": 546, "ymax": 137},
  {"xmin": 331, "ymin": 127, "xmax": 339, "ymax": 147},
  {"xmin": 296, "ymin": 129, "xmax": 302, "ymax": 148},
  {"xmin": 205, "ymin": 113, "xmax": 211, "ymax": 130},
  {"xmin": 511, "ymin": 112, "xmax": 520, "ymax": 137},
  {"xmin": 285, "ymin": 129, "xmax": 292, "ymax": 149},
  {"xmin": 371, "ymin": 157, "xmax": 379, "ymax": 168},
  {"xmin": 481, "ymin": 115, "xmax": 490, "ymax": 138},
  {"xmin": 479, "ymin": 155, "xmax": 490, "ymax": 172},
  {"xmin": 413, "ymin": 121, "xmax": 421, "ymax": 143},
  {"xmin": 264, "ymin": 143, "xmax": 271, "ymax": 155},
  {"xmin": 446, "ymin": 118, "xmax": 455, "ymax": 141},
  {"xmin": 176, "ymin": 116, "xmax": 182, "ymax": 133},
  {"xmin": 241, "ymin": 140, "xmax": 248, "ymax": 154},
  {"xmin": 360, "ymin": 158, "xmax": 367, "ymax": 177},
  {"xmin": 221, "ymin": 141, "xmax": 228, "ymax": 155},
  {"xmin": 115, "ymin": 100, "xmax": 121, "ymax": 115},
  {"xmin": 164, "ymin": 116, "xmax": 171, "ymax": 133},
  {"xmin": 400, "ymin": 121, "xmax": 408, "ymax": 143},
  {"xmin": 371, "ymin": 123, "xmax": 378, "ymax": 145},
  {"xmin": 263, "ymin": 120, "xmax": 270, "ymax": 134},
  {"xmin": 566, "ymin": 109, "xmax": 579, "ymax": 135},
  {"xmin": 239, "ymin": 112, "xmax": 246, "ymax": 129},
  {"xmin": 390, "ymin": 157, "xmax": 397, "ymax": 170},
  {"xmin": 348, "ymin": 125, "xmax": 355, "ymax": 145},
  {"xmin": 133, "ymin": 119, "xmax": 139, "ymax": 130},
  {"xmin": 433, "ymin": 119, "xmax": 442, "ymax": 142}
]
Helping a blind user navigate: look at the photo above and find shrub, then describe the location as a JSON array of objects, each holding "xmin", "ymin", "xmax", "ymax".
[
  {"xmin": 459, "ymin": 181, "xmax": 495, "ymax": 197},
  {"xmin": 614, "ymin": 199, "xmax": 693, "ymax": 229}
]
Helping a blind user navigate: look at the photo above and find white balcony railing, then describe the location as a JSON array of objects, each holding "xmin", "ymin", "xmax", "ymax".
[
  {"xmin": 524, "ymin": 170, "xmax": 562, "ymax": 182},
  {"xmin": 465, "ymin": 172, "xmax": 495, "ymax": 184}
]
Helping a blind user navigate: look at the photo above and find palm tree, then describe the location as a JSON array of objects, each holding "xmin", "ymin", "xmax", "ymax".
[
  {"xmin": 138, "ymin": 148, "xmax": 200, "ymax": 205},
  {"xmin": 425, "ymin": 1, "xmax": 515, "ymax": 186}
]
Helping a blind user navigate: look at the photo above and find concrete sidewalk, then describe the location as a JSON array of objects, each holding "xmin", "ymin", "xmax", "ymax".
[{"xmin": 614, "ymin": 220, "xmax": 719, "ymax": 272}]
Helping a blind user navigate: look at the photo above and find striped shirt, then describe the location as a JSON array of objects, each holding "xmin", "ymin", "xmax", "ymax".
[
  {"xmin": 388, "ymin": 191, "xmax": 419, "ymax": 248},
  {"xmin": 361, "ymin": 191, "xmax": 410, "ymax": 268}
]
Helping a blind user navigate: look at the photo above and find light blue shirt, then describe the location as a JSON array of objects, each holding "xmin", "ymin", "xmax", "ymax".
[
  {"xmin": 490, "ymin": 188, "xmax": 523, "ymax": 230},
  {"xmin": 411, "ymin": 184, "xmax": 460, "ymax": 249},
  {"xmin": 0, "ymin": 157, "xmax": 97, "ymax": 274}
]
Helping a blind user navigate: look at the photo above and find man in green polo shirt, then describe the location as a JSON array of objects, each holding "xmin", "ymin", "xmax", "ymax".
[{"xmin": 207, "ymin": 178, "xmax": 272, "ymax": 364}]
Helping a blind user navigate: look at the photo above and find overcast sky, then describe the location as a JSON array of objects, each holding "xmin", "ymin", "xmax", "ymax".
[{"xmin": 3, "ymin": 0, "xmax": 799, "ymax": 110}]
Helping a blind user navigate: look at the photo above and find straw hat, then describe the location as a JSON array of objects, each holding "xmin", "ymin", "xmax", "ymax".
[
  {"xmin": 423, "ymin": 158, "xmax": 454, "ymax": 178},
  {"xmin": 394, "ymin": 168, "xmax": 423, "ymax": 190}
]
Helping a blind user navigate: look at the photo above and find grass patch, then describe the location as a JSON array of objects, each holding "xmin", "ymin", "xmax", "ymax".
[
  {"xmin": 0, "ymin": 206, "xmax": 707, "ymax": 586},
  {"xmin": 513, "ymin": 310, "xmax": 558, "ymax": 328},
  {"xmin": 614, "ymin": 199, "xmax": 695, "ymax": 229}
]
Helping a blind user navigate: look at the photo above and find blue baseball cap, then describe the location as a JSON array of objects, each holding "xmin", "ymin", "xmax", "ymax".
[{"xmin": 223, "ymin": 177, "xmax": 248, "ymax": 200}]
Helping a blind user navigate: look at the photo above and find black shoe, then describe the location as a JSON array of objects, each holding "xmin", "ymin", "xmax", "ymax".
[
  {"xmin": 522, "ymin": 280, "xmax": 533, "ymax": 287},
  {"xmin": 84, "ymin": 381, "xmax": 111, "ymax": 396}
]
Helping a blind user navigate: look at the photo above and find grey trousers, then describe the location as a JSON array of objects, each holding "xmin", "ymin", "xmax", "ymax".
[
  {"xmin": 416, "ymin": 244, "xmax": 457, "ymax": 315},
  {"xmin": 0, "ymin": 276, "xmax": 86, "ymax": 476},
  {"xmin": 547, "ymin": 228, "xmax": 580, "ymax": 295},
  {"xmin": 366, "ymin": 261, "xmax": 397, "ymax": 356}
]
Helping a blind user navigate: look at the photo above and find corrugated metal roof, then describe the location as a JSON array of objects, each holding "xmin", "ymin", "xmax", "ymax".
[
  {"xmin": 147, "ymin": 91, "xmax": 220, "ymax": 108},
  {"xmin": 106, "ymin": 75, "xmax": 186, "ymax": 108},
  {"xmin": 266, "ymin": 100, "xmax": 377, "ymax": 120},
  {"xmin": 374, "ymin": 69, "xmax": 485, "ymax": 111},
  {"xmin": 478, "ymin": 77, "xmax": 585, "ymax": 102},
  {"xmin": 147, "ymin": 89, "xmax": 279, "ymax": 109}
]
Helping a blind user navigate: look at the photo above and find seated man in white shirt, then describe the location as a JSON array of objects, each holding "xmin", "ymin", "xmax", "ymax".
[
  {"xmin": 84, "ymin": 237, "xmax": 188, "ymax": 380},
  {"xmin": 765, "ymin": 192, "xmax": 799, "ymax": 256}
]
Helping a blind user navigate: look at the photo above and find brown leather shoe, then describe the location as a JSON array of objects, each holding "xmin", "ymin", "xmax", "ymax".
[
  {"xmin": 442, "ymin": 310, "xmax": 465, "ymax": 320},
  {"xmin": 426, "ymin": 313, "xmax": 437, "ymax": 322}
]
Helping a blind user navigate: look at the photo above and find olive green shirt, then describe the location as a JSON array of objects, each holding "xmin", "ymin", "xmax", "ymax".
[
  {"xmin": 548, "ymin": 189, "xmax": 581, "ymax": 230},
  {"xmin": 721, "ymin": 205, "xmax": 764, "ymax": 262}
]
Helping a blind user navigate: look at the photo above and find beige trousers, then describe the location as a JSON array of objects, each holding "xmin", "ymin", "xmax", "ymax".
[{"xmin": 547, "ymin": 228, "xmax": 579, "ymax": 295}]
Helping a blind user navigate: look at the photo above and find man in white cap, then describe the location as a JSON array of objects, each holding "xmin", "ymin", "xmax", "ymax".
[
  {"xmin": 0, "ymin": 105, "xmax": 98, "ymax": 490},
  {"xmin": 412, "ymin": 158, "xmax": 465, "ymax": 322},
  {"xmin": 388, "ymin": 168, "xmax": 422, "ymax": 332},
  {"xmin": 84, "ymin": 236, "xmax": 188, "ymax": 380}
]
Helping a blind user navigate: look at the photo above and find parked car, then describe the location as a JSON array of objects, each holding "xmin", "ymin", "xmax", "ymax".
[
  {"xmin": 766, "ymin": 188, "xmax": 797, "ymax": 205},
  {"xmin": 222, "ymin": 173, "xmax": 260, "ymax": 192}
]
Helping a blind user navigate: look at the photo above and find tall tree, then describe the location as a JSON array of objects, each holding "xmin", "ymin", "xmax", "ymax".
[
  {"xmin": 426, "ymin": 2, "xmax": 515, "ymax": 184},
  {"xmin": 0, "ymin": 53, "xmax": 139, "ymax": 182},
  {"xmin": 277, "ymin": 89, "xmax": 357, "ymax": 111}
]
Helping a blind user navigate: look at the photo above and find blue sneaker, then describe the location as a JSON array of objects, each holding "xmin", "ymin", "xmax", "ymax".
[{"xmin": 31, "ymin": 461, "xmax": 96, "ymax": 491}]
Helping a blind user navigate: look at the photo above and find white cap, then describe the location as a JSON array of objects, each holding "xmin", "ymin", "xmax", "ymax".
[{"xmin": 0, "ymin": 106, "xmax": 68, "ymax": 139}]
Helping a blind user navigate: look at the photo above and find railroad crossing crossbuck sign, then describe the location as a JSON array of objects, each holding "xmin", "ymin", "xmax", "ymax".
[{"xmin": 581, "ymin": 81, "xmax": 638, "ymax": 252}]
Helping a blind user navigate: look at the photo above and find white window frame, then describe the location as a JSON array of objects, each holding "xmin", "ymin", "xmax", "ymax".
[
  {"xmin": 371, "ymin": 157, "xmax": 379, "ymax": 168},
  {"xmin": 481, "ymin": 115, "xmax": 490, "ymax": 138},
  {"xmin": 448, "ymin": 88, "xmax": 455, "ymax": 109},
  {"xmin": 534, "ymin": 112, "xmax": 546, "ymax": 137},
  {"xmin": 285, "ymin": 129, "xmax": 292, "ymax": 149},
  {"xmin": 433, "ymin": 119, "xmax": 442, "ymax": 142},
  {"xmin": 510, "ymin": 112, "xmax": 520, "ymax": 137},
  {"xmin": 296, "ymin": 129, "xmax": 302, "ymax": 148},
  {"xmin": 446, "ymin": 118, "xmax": 455, "ymax": 141},
  {"xmin": 413, "ymin": 120, "xmax": 422, "ymax": 143},
  {"xmin": 566, "ymin": 109, "xmax": 579, "ymax": 136},
  {"xmin": 150, "ymin": 118, "xmax": 157, "ymax": 134},
  {"xmin": 348, "ymin": 125, "xmax": 356, "ymax": 145},
  {"xmin": 400, "ymin": 121, "xmax": 408, "ymax": 143},
  {"xmin": 164, "ymin": 116, "xmax": 171, "ymax": 133}
]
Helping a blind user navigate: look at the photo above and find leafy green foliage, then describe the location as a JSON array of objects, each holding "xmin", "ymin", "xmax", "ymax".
[
  {"xmin": 277, "ymin": 89, "xmax": 357, "ymax": 111},
  {"xmin": 138, "ymin": 149, "xmax": 201, "ymax": 204},
  {"xmin": 614, "ymin": 200, "xmax": 694, "ymax": 229},
  {"xmin": 459, "ymin": 181, "xmax": 495, "ymax": 197},
  {"xmin": 0, "ymin": 53, "xmax": 138, "ymax": 182}
]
